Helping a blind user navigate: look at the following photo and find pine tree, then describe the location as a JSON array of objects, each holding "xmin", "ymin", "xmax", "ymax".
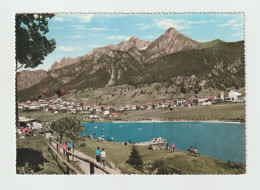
[{"xmin": 127, "ymin": 145, "xmax": 143, "ymax": 170}]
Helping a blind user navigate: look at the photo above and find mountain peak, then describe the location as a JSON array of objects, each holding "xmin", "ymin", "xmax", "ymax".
[{"xmin": 165, "ymin": 27, "xmax": 178, "ymax": 34}]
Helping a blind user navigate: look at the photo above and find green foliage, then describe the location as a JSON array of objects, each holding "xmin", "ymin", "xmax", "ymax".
[
  {"xmin": 16, "ymin": 13, "xmax": 56, "ymax": 69},
  {"xmin": 127, "ymin": 145, "xmax": 143, "ymax": 171},
  {"xmin": 17, "ymin": 162, "xmax": 35, "ymax": 174},
  {"xmin": 51, "ymin": 116, "xmax": 84, "ymax": 144},
  {"xmin": 16, "ymin": 135, "xmax": 64, "ymax": 174}
]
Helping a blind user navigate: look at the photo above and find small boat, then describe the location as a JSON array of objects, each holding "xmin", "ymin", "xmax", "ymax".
[
  {"xmin": 185, "ymin": 125, "xmax": 191, "ymax": 127},
  {"xmin": 102, "ymin": 128, "xmax": 104, "ymax": 131},
  {"xmin": 94, "ymin": 126, "xmax": 97, "ymax": 129}
]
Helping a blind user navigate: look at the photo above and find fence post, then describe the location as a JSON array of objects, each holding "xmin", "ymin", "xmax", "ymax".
[
  {"xmin": 90, "ymin": 163, "xmax": 95, "ymax": 174},
  {"xmin": 56, "ymin": 143, "xmax": 58, "ymax": 161},
  {"xmin": 72, "ymin": 148, "xmax": 74, "ymax": 162},
  {"xmin": 67, "ymin": 153, "xmax": 70, "ymax": 175}
]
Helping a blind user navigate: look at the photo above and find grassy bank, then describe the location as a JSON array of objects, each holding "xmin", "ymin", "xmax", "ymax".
[
  {"xmin": 18, "ymin": 103, "xmax": 245, "ymax": 123},
  {"xmin": 18, "ymin": 109, "xmax": 88, "ymax": 122},
  {"xmin": 118, "ymin": 103, "xmax": 245, "ymax": 122},
  {"xmin": 75, "ymin": 138, "xmax": 245, "ymax": 174},
  {"xmin": 16, "ymin": 135, "xmax": 82, "ymax": 174}
]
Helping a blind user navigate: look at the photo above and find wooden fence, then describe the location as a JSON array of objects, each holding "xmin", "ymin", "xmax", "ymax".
[{"xmin": 48, "ymin": 136, "xmax": 113, "ymax": 175}]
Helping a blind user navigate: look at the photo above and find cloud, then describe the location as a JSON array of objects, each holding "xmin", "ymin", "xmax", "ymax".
[
  {"xmin": 107, "ymin": 35, "xmax": 131, "ymax": 41},
  {"xmin": 232, "ymin": 33, "xmax": 243, "ymax": 37},
  {"xmin": 136, "ymin": 23, "xmax": 152, "ymax": 30},
  {"xmin": 54, "ymin": 17, "xmax": 64, "ymax": 22},
  {"xmin": 188, "ymin": 20, "xmax": 215, "ymax": 24},
  {"xmin": 155, "ymin": 19, "xmax": 191, "ymax": 30},
  {"xmin": 70, "ymin": 25, "xmax": 87, "ymax": 30},
  {"xmin": 59, "ymin": 46, "xmax": 74, "ymax": 52},
  {"xmin": 59, "ymin": 46, "xmax": 83, "ymax": 51},
  {"xmin": 49, "ymin": 27, "xmax": 64, "ymax": 30},
  {"xmin": 145, "ymin": 35, "xmax": 156, "ymax": 39},
  {"xmin": 90, "ymin": 27, "xmax": 107, "ymax": 31},
  {"xmin": 218, "ymin": 19, "xmax": 243, "ymax": 28},
  {"xmin": 78, "ymin": 14, "xmax": 94, "ymax": 22},
  {"xmin": 90, "ymin": 45, "xmax": 103, "ymax": 48},
  {"xmin": 68, "ymin": 35, "xmax": 82, "ymax": 39}
]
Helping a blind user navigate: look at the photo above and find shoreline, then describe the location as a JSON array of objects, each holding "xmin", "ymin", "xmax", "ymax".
[{"xmin": 83, "ymin": 120, "xmax": 244, "ymax": 124}]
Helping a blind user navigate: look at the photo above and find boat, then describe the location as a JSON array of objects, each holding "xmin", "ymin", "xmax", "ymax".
[{"xmin": 102, "ymin": 128, "xmax": 104, "ymax": 131}]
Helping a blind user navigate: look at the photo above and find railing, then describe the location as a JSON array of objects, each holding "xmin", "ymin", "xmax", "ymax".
[{"xmin": 48, "ymin": 136, "xmax": 113, "ymax": 174}]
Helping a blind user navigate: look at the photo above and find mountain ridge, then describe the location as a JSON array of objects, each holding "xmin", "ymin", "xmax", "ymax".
[{"xmin": 17, "ymin": 27, "xmax": 245, "ymax": 103}]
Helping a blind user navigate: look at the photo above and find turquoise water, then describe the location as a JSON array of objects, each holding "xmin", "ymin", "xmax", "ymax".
[{"xmin": 80, "ymin": 122, "xmax": 245, "ymax": 163}]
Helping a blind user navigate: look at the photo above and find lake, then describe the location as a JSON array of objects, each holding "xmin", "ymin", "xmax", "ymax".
[{"xmin": 80, "ymin": 122, "xmax": 245, "ymax": 163}]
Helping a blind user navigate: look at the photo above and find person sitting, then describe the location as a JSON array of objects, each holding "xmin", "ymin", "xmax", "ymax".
[
  {"xmin": 193, "ymin": 147, "xmax": 198, "ymax": 156},
  {"xmin": 22, "ymin": 127, "xmax": 33, "ymax": 136},
  {"xmin": 188, "ymin": 146, "xmax": 193, "ymax": 154}
]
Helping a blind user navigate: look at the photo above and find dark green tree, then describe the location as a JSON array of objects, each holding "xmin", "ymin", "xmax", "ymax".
[
  {"xmin": 127, "ymin": 145, "xmax": 143, "ymax": 171},
  {"xmin": 51, "ymin": 116, "xmax": 84, "ymax": 144},
  {"xmin": 15, "ymin": 14, "xmax": 56, "ymax": 128},
  {"xmin": 16, "ymin": 13, "xmax": 56, "ymax": 69}
]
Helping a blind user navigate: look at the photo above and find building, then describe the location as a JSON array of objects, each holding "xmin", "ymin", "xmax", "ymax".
[{"xmin": 228, "ymin": 89, "xmax": 242, "ymax": 102}]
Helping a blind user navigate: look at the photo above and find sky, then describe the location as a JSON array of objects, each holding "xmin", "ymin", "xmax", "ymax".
[{"xmin": 22, "ymin": 13, "xmax": 244, "ymax": 71}]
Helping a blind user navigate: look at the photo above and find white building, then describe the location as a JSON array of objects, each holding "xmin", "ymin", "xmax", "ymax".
[{"xmin": 228, "ymin": 89, "xmax": 242, "ymax": 102}]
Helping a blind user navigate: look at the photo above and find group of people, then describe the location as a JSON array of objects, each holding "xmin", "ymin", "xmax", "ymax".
[
  {"xmin": 188, "ymin": 146, "xmax": 199, "ymax": 156},
  {"xmin": 95, "ymin": 147, "xmax": 106, "ymax": 167},
  {"xmin": 62, "ymin": 141, "xmax": 73, "ymax": 154},
  {"xmin": 151, "ymin": 137, "xmax": 162, "ymax": 142},
  {"xmin": 165, "ymin": 143, "xmax": 175, "ymax": 152}
]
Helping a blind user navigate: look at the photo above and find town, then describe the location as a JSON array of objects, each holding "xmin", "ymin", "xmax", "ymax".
[{"xmin": 18, "ymin": 89, "xmax": 245, "ymax": 121}]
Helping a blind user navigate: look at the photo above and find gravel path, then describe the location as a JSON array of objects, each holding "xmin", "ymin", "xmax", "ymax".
[{"xmin": 52, "ymin": 142, "xmax": 121, "ymax": 175}]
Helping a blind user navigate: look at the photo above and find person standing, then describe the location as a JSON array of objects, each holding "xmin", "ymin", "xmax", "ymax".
[
  {"xmin": 100, "ymin": 148, "xmax": 106, "ymax": 167},
  {"xmin": 95, "ymin": 147, "xmax": 101, "ymax": 162},
  {"xmin": 171, "ymin": 143, "xmax": 175, "ymax": 152},
  {"xmin": 62, "ymin": 142, "xmax": 68, "ymax": 155},
  {"xmin": 166, "ymin": 142, "xmax": 169, "ymax": 150},
  {"xmin": 67, "ymin": 141, "xmax": 72, "ymax": 152}
]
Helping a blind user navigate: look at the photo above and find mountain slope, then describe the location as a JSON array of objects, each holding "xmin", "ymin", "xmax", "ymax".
[{"xmin": 17, "ymin": 27, "xmax": 245, "ymax": 102}]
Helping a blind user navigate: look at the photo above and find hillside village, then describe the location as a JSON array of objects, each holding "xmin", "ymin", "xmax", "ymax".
[{"xmin": 18, "ymin": 89, "xmax": 245, "ymax": 122}]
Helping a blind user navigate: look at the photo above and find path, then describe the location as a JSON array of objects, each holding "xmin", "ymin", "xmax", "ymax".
[{"xmin": 52, "ymin": 142, "xmax": 121, "ymax": 174}]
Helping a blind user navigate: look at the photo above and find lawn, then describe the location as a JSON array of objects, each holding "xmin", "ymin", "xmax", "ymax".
[
  {"xmin": 118, "ymin": 103, "xmax": 245, "ymax": 122},
  {"xmin": 75, "ymin": 138, "xmax": 245, "ymax": 174},
  {"xmin": 16, "ymin": 134, "xmax": 83, "ymax": 174}
]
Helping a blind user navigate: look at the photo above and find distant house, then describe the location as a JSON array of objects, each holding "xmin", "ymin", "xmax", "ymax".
[
  {"xmin": 197, "ymin": 96, "xmax": 216, "ymax": 105},
  {"xmin": 82, "ymin": 103, "xmax": 91, "ymax": 110},
  {"xmin": 228, "ymin": 89, "xmax": 242, "ymax": 102},
  {"xmin": 76, "ymin": 105, "xmax": 83, "ymax": 111},
  {"xmin": 174, "ymin": 99, "xmax": 186, "ymax": 107},
  {"xmin": 146, "ymin": 103, "xmax": 153, "ymax": 110},
  {"xmin": 102, "ymin": 108, "xmax": 110, "ymax": 116},
  {"xmin": 110, "ymin": 113, "xmax": 118, "ymax": 118}
]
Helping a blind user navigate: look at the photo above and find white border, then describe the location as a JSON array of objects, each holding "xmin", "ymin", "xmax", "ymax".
[{"xmin": 1, "ymin": 0, "xmax": 260, "ymax": 190}]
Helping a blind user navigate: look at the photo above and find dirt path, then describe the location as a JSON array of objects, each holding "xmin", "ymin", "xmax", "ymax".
[{"xmin": 52, "ymin": 142, "xmax": 121, "ymax": 174}]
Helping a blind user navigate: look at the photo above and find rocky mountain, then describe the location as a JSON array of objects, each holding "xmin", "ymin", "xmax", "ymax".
[
  {"xmin": 145, "ymin": 27, "xmax": 200, "ymax": 59},
  {"xmin": 17, "ymin": 70, "xmax": 49, "ymax": 91},
  {"xmin": 48, "ymin": 56, "xmax": 82, "ymax": 71},
  {"xmin": 17, "ymin": 27, "xmax": 245, "ymax": 102}
]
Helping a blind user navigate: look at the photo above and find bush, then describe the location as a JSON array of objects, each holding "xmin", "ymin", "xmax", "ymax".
[
  {"xmin": 126, "ymin": 145, "xmax": 143, "ymax": 171},
  {"xmin": 79, "ymin": 143, "xmax": 86, "ymax": 148}
]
